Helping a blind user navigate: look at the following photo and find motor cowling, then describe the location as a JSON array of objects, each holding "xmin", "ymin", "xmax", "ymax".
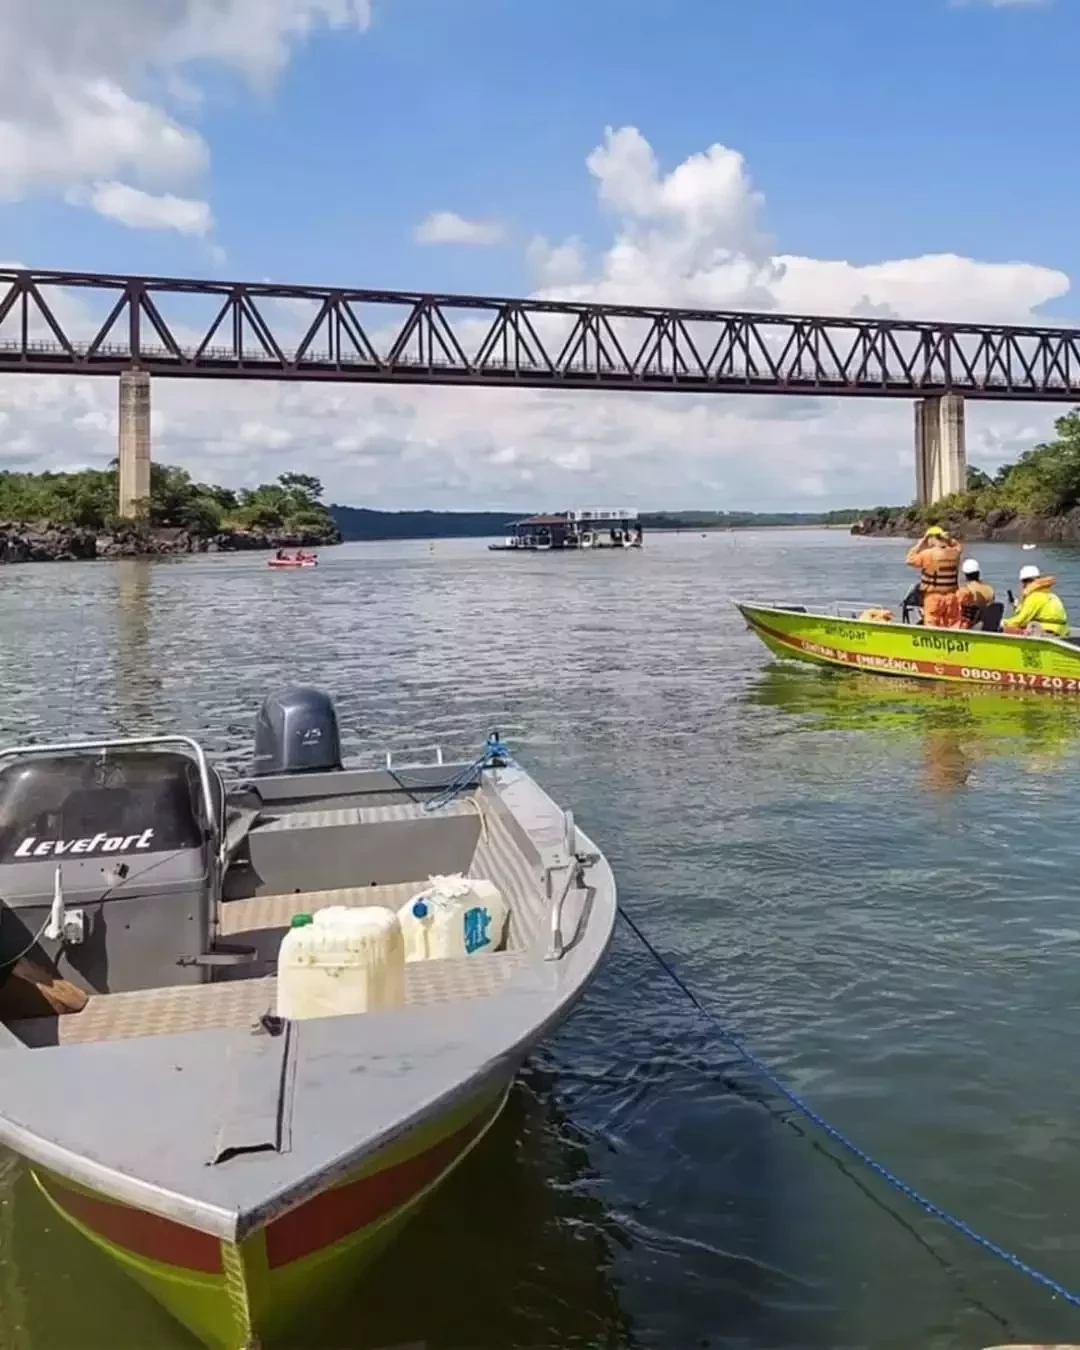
[{"xmin": 253, "ymin": 686, "xmax": 343, "ymax": 776}]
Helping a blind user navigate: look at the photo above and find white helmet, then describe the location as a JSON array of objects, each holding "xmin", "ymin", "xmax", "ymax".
[
  {"xmin": 1019, "ymin": 564, "xmax": 1041, "ymax": 582},
  {"xmin": 961, "ymin": 558, "xmax": 981, "ymax": 576}
]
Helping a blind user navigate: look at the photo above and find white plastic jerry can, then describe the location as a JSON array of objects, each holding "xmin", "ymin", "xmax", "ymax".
[
  {"xmin": 397, "ymin": 874, "xmax": 510, "ymax": 962},
  {"xmin": 276, "ymin": 905, "xmax": 406, "ymax": 1020}
]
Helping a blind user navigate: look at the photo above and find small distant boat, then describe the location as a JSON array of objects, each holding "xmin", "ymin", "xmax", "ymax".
[{"xmin": 267, "ymin": 552, "xmax": 318, "ymax": 569}]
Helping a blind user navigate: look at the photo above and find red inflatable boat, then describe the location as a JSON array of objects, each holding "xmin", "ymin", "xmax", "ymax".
[{"xmin": 267, "ymin": 553, "xmax": 318, "ymax": 569}]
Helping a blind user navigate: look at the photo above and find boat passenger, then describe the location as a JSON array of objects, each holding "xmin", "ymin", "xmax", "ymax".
[
  {"xmin": 276, "ymin": 548, "xmax": 288, "ymax": 560},
  {"xmin": 1003, "ymin": 565, "xmax": 1069, "ymax": 638},
  {"xmin": 957, "ymin": 558, "xmax": 995, "ymax": 630},
  {"xmin": 905, "ymin": 526, "xmax": 961, "ymax": 628}
]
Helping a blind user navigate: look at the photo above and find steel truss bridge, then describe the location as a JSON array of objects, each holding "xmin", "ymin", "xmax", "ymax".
[{"xmin": 2, "ymin": 267, "xmax": 1080, "ymax": 400}]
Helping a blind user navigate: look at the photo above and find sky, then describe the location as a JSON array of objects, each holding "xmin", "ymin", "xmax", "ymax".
[{"xmin": 1, "ymin": 0, "xmax": 1078, "ymax": 512}]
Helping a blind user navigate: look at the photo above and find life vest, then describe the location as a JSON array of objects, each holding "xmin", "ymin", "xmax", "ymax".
[
  {"xmin": 958, "ymin": 580, "xmax": 994, "ymax": 629},
  {"xmin": 920, "ymin": 546, "xmax": 960, "ymax": 595}
]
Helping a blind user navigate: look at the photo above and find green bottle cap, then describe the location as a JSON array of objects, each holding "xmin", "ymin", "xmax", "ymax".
[{"xmin": 291, "ymin": 913, "xmax": 314, "ymax": 928}]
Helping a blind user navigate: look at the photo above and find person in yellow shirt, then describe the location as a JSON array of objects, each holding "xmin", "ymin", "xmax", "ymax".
[
  {"xmin": 1002, "ymin": 565, "xmax": 1069, "ymax": 637},
  {"xmin": 957, "ymin": 558, "xmax": 995, "ymax": 630}
]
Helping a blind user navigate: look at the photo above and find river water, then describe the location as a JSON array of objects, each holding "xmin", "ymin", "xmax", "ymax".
[{"xmin": 3, "ymin": 529, "xmax": 1080, "ymax": 1350}]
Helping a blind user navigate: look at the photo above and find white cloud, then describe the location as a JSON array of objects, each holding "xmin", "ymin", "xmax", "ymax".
[
  {"xmin": 0, "ymin": 0, "xmax": 372, "ymax": 235},
  {"xmin": 535, "ymin": 125, "xmax": 1069, "ymax": 324},
  {"xmin": 526, "ymin": 235, "xmax": 587, "ymax": 288},
  {"xmin": 0, "ymin": 81, "xmax": 207, "ymax": 202},
  {"xmin": 0, "ymin": 124, "xmax": 1073, "ymax": 511},
  {"xmin": 68, "ymin": 181, "xmax": 213, "ymax": 236},
  {"xmin": 414, "ymin": 212, "xmax": 507, "ymax": 247}
]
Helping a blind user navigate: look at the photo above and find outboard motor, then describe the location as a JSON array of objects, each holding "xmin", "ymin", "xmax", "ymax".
[
  {"xmin": 253, "ymin": 686, "xmax": 343, "ymax": 776},
  {"xmin": 0, "ymin": 748, "xmax": 219, "ymax": 995}
]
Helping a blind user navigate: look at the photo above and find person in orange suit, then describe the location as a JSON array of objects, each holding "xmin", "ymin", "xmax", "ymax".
[
  {"xmin": 957, "ymin": 558, "xmax": 995, "ymax": 630},
  {"xmin": 905, "ymin": 526, "xmax": 962, "ymax": 628}
]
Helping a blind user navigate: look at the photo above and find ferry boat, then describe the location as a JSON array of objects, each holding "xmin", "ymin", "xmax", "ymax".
[
  {"xmin": 489, "ymin": 508, "xmax": 643, "ymax": 553},
  {"xmin": 738, "ymin": 600, "xmax": 1080, "ymax": 693}
]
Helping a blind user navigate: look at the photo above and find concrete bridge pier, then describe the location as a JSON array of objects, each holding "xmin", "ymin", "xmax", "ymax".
[
  {"xmin": 915, "ymin": 393, "xmax": 966, "ymax": 506},
  {"xmin": 118, "ymin": 370, "xmax": 151, "ymax": 519}
]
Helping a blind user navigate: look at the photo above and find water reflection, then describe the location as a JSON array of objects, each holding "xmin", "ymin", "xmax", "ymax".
[
  {"xmin": 110, "ymin": 560, "xmax": 161, "ymax": 734},
  {"xmin": 297, "ymin": 1066, "xmax": 636, "ymax": 1350},
  {"xmin": 0, "ymin": 1156, "xmax": 31, "ymax": 1350},
  {"xmin": 747, "ymin": 664, "xmax": 1080, "ymax": 790},
  {"xmin": 920, "ymin": 728, "xmax": 974, "ymax": 794},
  {"xmin": 4, "ymin": 1162, "xmax": 182, "ymax": 1349}
]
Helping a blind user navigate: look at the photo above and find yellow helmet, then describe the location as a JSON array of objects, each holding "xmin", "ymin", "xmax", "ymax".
[{"xmin": 925, "ymin": 525, "xmax": 946, "ymax": 538}]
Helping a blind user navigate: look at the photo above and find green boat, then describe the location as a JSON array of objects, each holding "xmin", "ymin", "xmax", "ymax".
[{"xmin": 737, "ymin": 601, "xmax": 1080, "ymax": 694}]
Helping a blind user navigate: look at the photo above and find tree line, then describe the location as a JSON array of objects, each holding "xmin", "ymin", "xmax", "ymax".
[{"xmin": 0, "ymin": 464, "xmax": 339, "ymax": 539}]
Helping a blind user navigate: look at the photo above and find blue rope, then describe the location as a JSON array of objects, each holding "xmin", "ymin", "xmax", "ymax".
[
  {"xmin": 617, "ymin": 904, "xmax": 1080, "ymax": 1311},
  {"xmin": 423, "ymin": 732, "xmax": 514, "ymax": 813}
]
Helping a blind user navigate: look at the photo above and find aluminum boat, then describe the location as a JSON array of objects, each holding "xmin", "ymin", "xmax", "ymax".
[
  {"xmin": 738, "ymin": 600, "xmax": 1080, "ymax": 693},
  {"xmin": 0, "ymin": 688, "xmax": 616, "ymax": 1348}
]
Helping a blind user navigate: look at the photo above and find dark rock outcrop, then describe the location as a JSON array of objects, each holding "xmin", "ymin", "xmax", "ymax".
[
  {"xmin": 0, "ymin": 524, "xmax": 98, "ymax": 563},
  {"xmin": 849, "ymin": 507, "xmax": 1080, "ymax": 544},
  {"xmin": 0, "ymin": 522, "xmax": 340, "ymax": 564}
]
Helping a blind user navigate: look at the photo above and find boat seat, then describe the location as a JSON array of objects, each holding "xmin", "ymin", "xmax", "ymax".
[
  {"xmin": 254, "ymin": 799, "xmax": 478, "ymax": 831},
  {"xmin": 222, "ymin": 795, "xmax": 550, "ymax": 959},
  {"xmin": 979, "ymin": 601, "xmax": 1004, "ymax": 633},
  {"xmin": 7, "ymin": 951, "xmax": 527, "ymax": 1048},
  {"xmin": 232, "ymin": 798, "xmax": 482, "ymax": 897},
  {"xmin": 220, "ymin": 881, "xmax": 424, "ymax": 937}
]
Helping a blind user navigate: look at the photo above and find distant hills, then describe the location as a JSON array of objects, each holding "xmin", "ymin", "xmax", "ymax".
[
  {"xmin": 329, "ymin": 507, "xmax": 519, "ymax": 540},
  {"xmin": 644, "ymin": 509, "xmax": 861, "ymax": 530},
  {"xmin": 328, "ymin": 505, "xmax": 862, "ymax": 541}
]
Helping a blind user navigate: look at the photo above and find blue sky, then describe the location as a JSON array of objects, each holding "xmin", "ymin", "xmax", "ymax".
[{"xmin": 0, "ymin": 0, "xmax": 1075, "ymax": 510}]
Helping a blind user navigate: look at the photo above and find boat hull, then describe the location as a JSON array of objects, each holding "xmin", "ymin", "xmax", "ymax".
[
  {"xmin": 267, "ymin": 560, "xmax": 317, "ymax": 569},
  {"xmin": 738, "ymin": 601, "xmax": 1080, "ymax": 693},
  {"xmin": 32, "ymin": 1077, "xmax": 510, "ymax": 1349}
]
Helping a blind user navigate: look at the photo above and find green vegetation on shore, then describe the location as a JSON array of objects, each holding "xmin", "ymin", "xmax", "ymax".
[
  {"xmin": 856, "ymin": 407, "xmax": 1080, "ymax": 537},
  {"xmin": 0, "ymin": 464, "xmax": 340, "ymax": 541}
]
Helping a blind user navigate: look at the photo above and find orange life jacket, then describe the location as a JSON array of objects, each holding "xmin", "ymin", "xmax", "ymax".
[
  {"xmin": 958, "ymin": 579, "xmax": 994, "ymax": 629},
  {"xmin": 920, "ymin": 545, "xmax": 960, "ymax": 595}
]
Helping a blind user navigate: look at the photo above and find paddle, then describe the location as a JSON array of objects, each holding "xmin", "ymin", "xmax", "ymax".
[{"xmin": 0, "ymin": 957, "xmax": 88, "ymax": 1018}]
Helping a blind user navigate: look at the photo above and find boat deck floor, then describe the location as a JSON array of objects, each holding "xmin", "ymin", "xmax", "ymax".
[
  {"xmin": 10, "ymin": 811, "xmax": 549, "ymax": 1050},
  {"xmin": 11, "ymin": 946, "xmax": 528, "ymax": 1048},
  {"xmin": 7, "ymin": 785, "xmax": 553, "ymax": 1050},
  {"xmin": 219, "ymin": 880, "xmax": 424, "ymax": 936}
]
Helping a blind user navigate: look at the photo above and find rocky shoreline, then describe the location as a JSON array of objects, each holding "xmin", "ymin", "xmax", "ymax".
[
  {"xmin": 850, "ymin": 507, "xmax": 1080, "ymax": 544},
  {"xmin": 0, "ymin": 523, "xmax": 340, "ymax": 565}
]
